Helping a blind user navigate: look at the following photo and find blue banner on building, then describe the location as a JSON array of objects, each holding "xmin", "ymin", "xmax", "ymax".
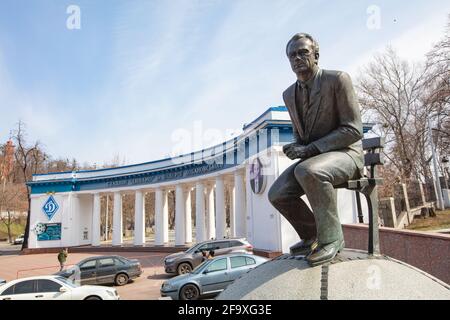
[{"xmin": 36, "ymin": 223, "xmax": 62, "ymax": 241}]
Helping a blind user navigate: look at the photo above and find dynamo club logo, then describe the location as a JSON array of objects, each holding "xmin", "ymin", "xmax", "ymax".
[{"xmin": 42, "ymin": 195, "xmax": 59, "ymax": 220}]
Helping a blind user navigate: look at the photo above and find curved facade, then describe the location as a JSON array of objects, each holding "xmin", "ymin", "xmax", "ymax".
[{"xmin": 28, "ymin": 107, "xmax": 373, "ymax": 251}]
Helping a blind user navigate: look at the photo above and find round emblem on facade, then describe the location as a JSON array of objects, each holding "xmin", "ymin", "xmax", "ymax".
[
  {"xmin": 34, "ymin": 223, "xmax": 47, "ymax": 235},
  {"xmin": 250, "ymin": 157, "xmax": 266, "ymax": 194}
]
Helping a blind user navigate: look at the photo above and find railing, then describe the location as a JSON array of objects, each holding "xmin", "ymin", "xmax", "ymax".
[{"xmin": 379, "ymin": 180, "xmax": 438, "ymax": 229}]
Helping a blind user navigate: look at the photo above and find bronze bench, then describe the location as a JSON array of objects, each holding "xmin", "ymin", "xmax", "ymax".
[{"xmin": 337, "ymin": 137, "xmax": 385, "ymax": 256}]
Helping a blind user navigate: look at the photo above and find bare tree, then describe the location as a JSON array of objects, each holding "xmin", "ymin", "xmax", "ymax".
[
  {"xmin": 356, "ymin": 46, "xmax": 429, "ymax": 181},
  {"xmin": 168, "ymin": 190, "xmax": 175, "ymax": 230},
  {"xmin": 0, "ymin": 183, "xmax": 26, "ymax": 242},
  {"xmin": 102, "ymin": 154, "xmax": 127, "ymax": 169},
  {"xmin": 424, "ymin": 15, "xmax": 450, "ymax": 164},
  {"xmin": 0, "ymin": 138, "xmax": 18, "ymax": 242},
  {"xmin": 12, "ymin": 121, "xmax": 44, "ymax": 250}
]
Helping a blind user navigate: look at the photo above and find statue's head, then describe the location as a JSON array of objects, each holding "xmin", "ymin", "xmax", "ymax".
[{"xmin": 286, "ymin": 33, "xmax": 320, "ymax": 77}]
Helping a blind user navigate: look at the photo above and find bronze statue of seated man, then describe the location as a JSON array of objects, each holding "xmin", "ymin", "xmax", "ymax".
[{"xmin": 268, "ymin": 33, "xmax": 364, "ymax": 266}]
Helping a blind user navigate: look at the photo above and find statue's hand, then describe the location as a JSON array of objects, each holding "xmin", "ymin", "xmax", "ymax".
[
  {"xmin": 282, "ymin": 143, "xmax": 297, "ymax": 156},
  {"xmin": 285, "ymin": 144, "xmax": 307, "ymax": 160},
  {"xmin": 283, "ymin": 143, "xmax": 319, "ymax": 160}
]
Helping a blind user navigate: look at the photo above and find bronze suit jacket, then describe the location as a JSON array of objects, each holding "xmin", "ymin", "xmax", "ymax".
[{"xmin": 283, "ymin": 69, "xmax": 364, "ymax": 170}]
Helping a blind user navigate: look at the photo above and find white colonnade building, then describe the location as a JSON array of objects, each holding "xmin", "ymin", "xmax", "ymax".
[{"xmin": 27, "ymin": 107, "xmax": 372, "ymax": 252}]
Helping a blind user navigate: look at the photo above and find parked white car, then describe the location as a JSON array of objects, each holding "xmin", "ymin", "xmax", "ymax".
[
  {"xmin": 13, "ymin": 234, "xmax": 24, "ymax": 245},
  {"xmin": 0, "ymin": 275, "xmax": 119, "ymax": 300}
]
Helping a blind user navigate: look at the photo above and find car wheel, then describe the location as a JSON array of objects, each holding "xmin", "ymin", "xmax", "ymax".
[
  {"xmin": 114, "ymin": 273, "xmax": 129, "ymax": 286},
  {"xmin": 180, "ymin": 284, "xmax": 200, "ymax": 300},
  {"xmin": 85, "ymin": 296, "xmax": 102, "ymax": 300},
  {"xmin": 177, "ymin": 262, "xmax": 192, "ymax": 275}
]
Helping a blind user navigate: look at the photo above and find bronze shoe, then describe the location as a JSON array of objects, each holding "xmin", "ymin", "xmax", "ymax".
[
  {"xmin": 306, "ymin": 239, "xmax": 344, "ymax": 267},
  {"xmin": 289, "ymin": 239, "xmax": 318, "ymax": 256}
]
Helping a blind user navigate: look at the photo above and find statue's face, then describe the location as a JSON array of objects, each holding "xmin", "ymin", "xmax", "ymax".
[{"xmin": 287, "ymin": 38, "xmax": 318, "ymax": 76}]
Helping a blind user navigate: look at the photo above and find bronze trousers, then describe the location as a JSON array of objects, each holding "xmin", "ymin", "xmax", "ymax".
[{"xmin": 268, "ymin": 151, "xmax": 359, "ymax": 245}]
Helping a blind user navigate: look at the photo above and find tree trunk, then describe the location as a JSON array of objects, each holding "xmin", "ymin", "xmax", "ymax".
[
  {"xmin": 6, "ymin": 211, "xmax": 12, "ymax": 243},
  {"xmin": 21, "ymin": 187, "xmax": 31, "ymax": 250}
]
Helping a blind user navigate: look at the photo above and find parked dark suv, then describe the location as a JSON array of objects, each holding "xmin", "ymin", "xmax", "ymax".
[
  {"xmin": 164, "ymin": 238, "xmax": 253, "ymax": 275},
  {"xmin": 56, "ymin": 255, "xmax": 142, "ymax": 286}
]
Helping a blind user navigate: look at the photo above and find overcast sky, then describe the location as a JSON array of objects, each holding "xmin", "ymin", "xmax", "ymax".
[{"xmin": 0, "ymin": 0, "xmax": 449, "ymax": 166}]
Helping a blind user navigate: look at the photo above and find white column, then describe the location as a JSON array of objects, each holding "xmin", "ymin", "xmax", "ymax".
[
  {"xmin": 215, "ymin": 176, "xmax": 226, "ymax": 239},
  {"xmin": 92, "ymin": 193, "xmax": 101, "ymax": 246},
  {"xmin": 234, "ymin": 171, "xmax": 246, "ymax": 237},
  {"xmin": 206, "ymin": 184, "xmax": 216, "ymax": 239},
  {"xmin": 71, "ymin": 194, "xmax": 80, "ymax": 247},
  {"xmin": 175, "ymin": 185, "xmax": 186, "ymax": 246},
  {"xmin": 229, "ymin": 183, "xmax": 236, "ymax": 237},
  {"xmin": 112, "ymin": 192, "xmax": 123, "ymax": 246},
  {"xmin": 185, "ymin": 187, "xmax": 193, "ymax": 243},
  {"xmin": 195, "ymin": 182, "xmax": 206, "ymax": 242},
  {"xmin": 133, "ymin": 190, "xmax": 145, "ymax": 246},
  {"xmin": 63, "ymin": 193, "xmax": 75, "ymax": 247},
  {"xmin": 155, "ymin": 188, "xmax": 169, "ymax": 245},
  {"xmin": 105, "ymin": 195, "xmax": 109, "ymax": 241}
]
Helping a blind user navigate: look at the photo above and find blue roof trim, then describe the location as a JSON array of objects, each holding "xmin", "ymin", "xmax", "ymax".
[
  {"xmin": 31, "ymin": 120, "xmax": 373, "ymax": 181},
  {"xmin": 30, "ymin": 162, "xmax": 237, "ymax": 194},
  {"xmin": 29, "ymin": 104, "xmax": 374, "ymax": 195},
  {"xmin": 29, "ymin": 125, "xmax": 292, "ymax": 194},
  {"xmin": 242, "ymin": 106, "xmax": 287, "ymax": 131},
  {"xmin": 32, "ymin": 133, "xmax": 250, "ymax": 177}
]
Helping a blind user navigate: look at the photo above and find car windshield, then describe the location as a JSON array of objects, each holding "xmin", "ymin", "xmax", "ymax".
[
  {"xmin": 77, "ymin": 258, "xmax": 93, "ymax": 267},
  {"xmin": 56, "ymin": 276, "xmax": 79, "ymax": 288},
  {"xmin": 118, "ymin": 257, "xmax": 130, "ymax": 263},
  {"xmin": 191, "ymin": 260, "xmax": 211, "ymax": 274},
  {"xmin": 65, "ymin": 266, "xmax": 77, "ymax": 272}
]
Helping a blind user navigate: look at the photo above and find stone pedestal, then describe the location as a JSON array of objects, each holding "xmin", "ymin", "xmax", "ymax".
[{"xmin": 217, "ymin": 249, "xmax": 450, "ymax": 300}]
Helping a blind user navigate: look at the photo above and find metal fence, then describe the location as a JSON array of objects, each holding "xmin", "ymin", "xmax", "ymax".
[
  {"xmin": 407, "ymin": 181, "xmax": 423, "ymax": 209},
  {"xmin": 393, "ymin": 184, "xmax": 406, "ymax": 217},
  {"xmin": 423, "ymin": 181, "xmax": 437, "ymax": 202}
]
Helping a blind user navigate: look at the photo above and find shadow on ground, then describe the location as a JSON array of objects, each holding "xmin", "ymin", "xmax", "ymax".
[{"xmin": 147, "ymin": 273, "xmax": 172, "ymax": 280}]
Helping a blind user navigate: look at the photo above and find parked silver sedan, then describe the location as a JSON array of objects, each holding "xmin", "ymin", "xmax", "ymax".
[{"xmin": 160, "ymin": 253, "xmax": 268, "ymax": 300}]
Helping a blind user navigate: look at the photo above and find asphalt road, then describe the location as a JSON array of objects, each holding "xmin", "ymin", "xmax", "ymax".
[{"xmin": 0, "ymin": 241, "xmax": 22, "ymax": 256}]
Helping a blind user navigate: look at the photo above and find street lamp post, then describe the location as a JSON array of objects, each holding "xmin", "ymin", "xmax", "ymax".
[
  {"xmin": 442, "ymin": 156, "xmax": 449, "ymax": 189},
  {"xmin": 428, "ymin": 119, "xmax": 445, "ymax": 210},
  {"xmin": 442, "ymin": 156, "xmax": 450, "ymax": 209}
]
